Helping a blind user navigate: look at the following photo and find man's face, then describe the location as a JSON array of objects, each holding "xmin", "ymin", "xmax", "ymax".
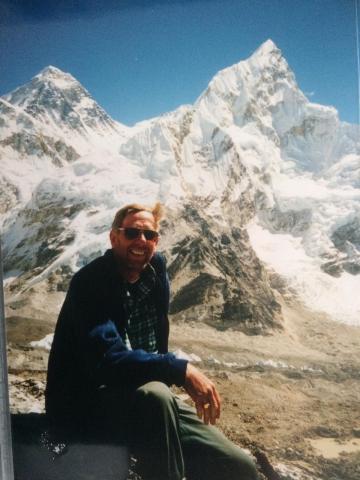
[{"xmin": 110, "ymin": 210, "xmax": 159, "ymax": 271}]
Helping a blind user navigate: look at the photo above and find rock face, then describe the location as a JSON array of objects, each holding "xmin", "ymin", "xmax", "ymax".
[
  {"xmin": 166, "ymin": 206, "xmax": 282, "ymax": 333},
  {"xmin": 1, "ymin": 39, "xmax": 360, "ymax": 334}
]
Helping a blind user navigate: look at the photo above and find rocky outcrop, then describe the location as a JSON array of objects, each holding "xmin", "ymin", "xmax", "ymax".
[
  {"xmin": 0, "ymin": 177, "xmax": 19, "ymax": 214},
  {"xmin": 321, "ymin": 217, "xmax": 360, "ymax": 277},
  {"xmin": 0, "ymin": 132, "xmax": 79, "ymax": 166},
  {"xmin": 3, "ymin": 194, "xmax": 85, "ymax": 284},
  {"xmin": 260, "ymin": 207, "xmax": 312, "ymax": 236},
  {"xmin": 165, "ymin": 205, "xmax": 282, "ymax": 333}
]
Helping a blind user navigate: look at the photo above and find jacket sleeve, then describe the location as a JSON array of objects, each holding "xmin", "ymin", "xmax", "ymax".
[
  {"xmin": 88, "ymin": 319, "xmax": 187, "ymax": 388},
  {"xmin": 60, "ymin": 269, "xmax": 187, "ymax": 391}
]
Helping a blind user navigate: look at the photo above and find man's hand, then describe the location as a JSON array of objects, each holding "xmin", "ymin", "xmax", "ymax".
[{"xmin": 184, "ymin": 363, "xmax": 221, "ymax": 425}]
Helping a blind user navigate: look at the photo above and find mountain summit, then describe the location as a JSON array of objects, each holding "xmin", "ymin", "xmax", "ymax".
[
  {"xmin": 3, "ymin": 65, "xmax": 124, "ymax": 140},
  {"xmin": 1, "ymin": 40, "xmax": 359, "ymax": 331}
]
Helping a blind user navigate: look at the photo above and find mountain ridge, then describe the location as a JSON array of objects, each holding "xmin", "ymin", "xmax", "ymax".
[{"xmin": 1, "ymin": 39, "xmax": 360, "ymax": 331}]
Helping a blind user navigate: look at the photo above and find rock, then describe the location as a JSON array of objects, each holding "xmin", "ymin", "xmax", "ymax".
[
  {"xmin": 260, "ymin": 206, "xmax": 312, "ymax": 235},
  {"xmin": 313, "ymin": 426, "xmax": 339, "ymax": 438},
  {"xmin": 254, "ymin": 449, "xmax": 282, "ymax": 480}
]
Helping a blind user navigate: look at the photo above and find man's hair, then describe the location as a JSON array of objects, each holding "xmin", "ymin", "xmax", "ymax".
[{"xmin": 111, "ymin": 202, "xmax": 163, "ymax": 230}]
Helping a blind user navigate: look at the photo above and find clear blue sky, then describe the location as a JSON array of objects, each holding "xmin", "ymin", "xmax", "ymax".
[{"xmin": 0, "ymin": 0, "xmax": 358, "ymax": 126}]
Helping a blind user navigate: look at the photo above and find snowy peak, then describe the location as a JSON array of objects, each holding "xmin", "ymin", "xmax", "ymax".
[
  {"xmin": 248, "ymin": 38, "xmax": 286, "ymax": 71},
  {"xmin": 4, "ymin": 65, "xmax": 86, "ymax": 111},
  {"xmin": 193, "ymin": 38, "xmax": 353, "ymax": 175},
  {"xmin": 193, "ymin": 40, "xmax": 307, "ymax": 140},
  {"xmin": 247, "ymin": 38, "xmax": 296, "ymax": 87},
  {"xmin": 2, "ymin": 66, "xmax": 124, "ymax": 139},
  {"xmin": 252, "ymin": 38, "xmax": 279, "ymax": 56},
  {"xmin": 35, "ymin": 65, "xmax": 77, "ymax": 85}
]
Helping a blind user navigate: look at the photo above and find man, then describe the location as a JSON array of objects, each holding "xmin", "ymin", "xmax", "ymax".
[{"xmin": 46, "ymin": 202, "xmax": 258, "ymax": 480}]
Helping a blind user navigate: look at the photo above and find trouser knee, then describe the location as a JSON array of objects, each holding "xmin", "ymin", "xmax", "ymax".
[
  {"xmin": 135, "ymin": 381, "xmax": 176, "ymax": 414},
  {"xmin": 182, "ymin": 421, "xmax": 259, "ymax": 480},
  {"xmin": 136, "ymin": 382, "xmax": 173, "ymax": 405}
]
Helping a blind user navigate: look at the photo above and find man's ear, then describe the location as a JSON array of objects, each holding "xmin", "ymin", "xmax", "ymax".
[{"xmin": 109, "ymin": 229, "xmax": 116, "ymax": 247}]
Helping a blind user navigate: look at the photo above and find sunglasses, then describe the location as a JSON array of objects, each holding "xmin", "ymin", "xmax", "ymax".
[{"xmin": 117, "ymin": 227, "xmax": 159, "ymax": 241}]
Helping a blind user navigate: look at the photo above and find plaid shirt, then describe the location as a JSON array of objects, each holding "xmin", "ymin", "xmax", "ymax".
[{"xmin": 123, "ymin": 264, "xmax": 158, "ymax": 353}]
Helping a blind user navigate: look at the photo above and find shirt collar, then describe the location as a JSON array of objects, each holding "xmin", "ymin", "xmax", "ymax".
[
  {"xmin": 105, "ymin": 249, "xmax": 157, "ymax": 301},
  {"xmin": 132, "ymin": 263, "xmax": 156, "ymax": 302}
]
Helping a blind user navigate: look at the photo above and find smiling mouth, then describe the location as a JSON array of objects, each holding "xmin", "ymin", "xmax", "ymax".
[{"xmin": 129, "ymin": 248, "xmax": 146, "ymax": 256}]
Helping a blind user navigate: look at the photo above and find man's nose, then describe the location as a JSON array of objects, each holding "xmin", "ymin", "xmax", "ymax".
[{"xmin": 137, "ymin": 231, "xmax": 147, "ymax": 242}]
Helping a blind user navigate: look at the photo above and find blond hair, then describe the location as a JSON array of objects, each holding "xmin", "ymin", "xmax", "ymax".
[{"xmin": 111, "ymin": 202, "xmax": 163, "ymax": 230}]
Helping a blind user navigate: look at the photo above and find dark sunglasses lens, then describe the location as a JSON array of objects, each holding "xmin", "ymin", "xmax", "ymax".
[
  {"xmin": 124, "ymin": 228, "xmax": 140, "ymax": 239},
  {"xmin": 124, "ymin": 228, "xmax": 158, "ymax": 241},
  {"xmin": 144, "ymin": 230, "xmax": 158, "ymax": 241}
]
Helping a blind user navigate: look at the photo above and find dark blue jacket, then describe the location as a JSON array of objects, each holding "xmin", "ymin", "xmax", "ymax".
[{"xmin": 45, "ymin": 249, "xmax": 187, "ymax": 422}]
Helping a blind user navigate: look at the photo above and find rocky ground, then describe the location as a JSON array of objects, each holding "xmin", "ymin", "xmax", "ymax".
[
  {"xmin": 170, "ymin": 299, "xmax": 360, "ymax": 480},
  {"xmin": 6, "ymin": 296, "xmax": 360, "ymax": 480}
]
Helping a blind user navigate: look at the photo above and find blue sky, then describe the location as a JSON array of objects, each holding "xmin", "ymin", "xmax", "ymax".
[{"xmin": 0, "ymin": 0, "xmax": 358, "ymax": 126}]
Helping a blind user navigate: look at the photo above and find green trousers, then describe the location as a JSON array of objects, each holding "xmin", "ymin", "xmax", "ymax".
[{"xmin": 127, "ymin": 381, "xmax": 259, "ymax": 480}]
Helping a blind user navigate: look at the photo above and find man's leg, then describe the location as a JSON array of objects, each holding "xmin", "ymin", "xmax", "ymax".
[
  {"xmin": 126, "ymin": 382, "xmax": 258, "ymax": 480},
  {"xmin": 130, "ymin": 381, "xmax": 185, "ymax": 480},
  {"xmin": 177, "ymin": 399, "xmax": 259, "ymax": 480}
]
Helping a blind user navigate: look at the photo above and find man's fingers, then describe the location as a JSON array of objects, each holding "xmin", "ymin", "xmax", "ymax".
[
  {"xmin": 195, "ymin": 401, "xmax": 219, "ymax": 425},
  {"xmin": 194, "ymin": 388, "xmax": 221, "ymax": 424},
  {"xmin": 208, "ymin": 391, "xmax": 220, "ymax": 424},
  {"xmin": 195, "ymin": 402, "xmax": 204, "ymax": 420},
  {"xmin": 203, "ymin": 403, "xmax": 211, "ymax": 425},
  {"xmin": 195, "ymin": 401, "xmax": 212, "ymax": 424},
  {"xmin": 213, "ymin": 387, "xmax": 221, "ymax": 419},
  {"xmin": 209, "ymin": 402, "xmax": 217, "ymax": 424}
]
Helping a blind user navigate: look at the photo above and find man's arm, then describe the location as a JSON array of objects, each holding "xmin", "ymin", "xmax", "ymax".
[
  {"xmin": 89, "ymin": 321, "xmax": 221, "ymax": 426},
  {"xmin": 69, "ymin": 281, "xmax": 220, "ymax": 424},
  {"xmin": 88, "ymin": 318, "xmax": 187, "ymax": 388}
]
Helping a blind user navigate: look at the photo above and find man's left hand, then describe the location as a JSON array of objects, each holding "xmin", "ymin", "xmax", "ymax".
[{"xmin": 184, "ymin": 363, "xmax": 221, "ymax": 425}]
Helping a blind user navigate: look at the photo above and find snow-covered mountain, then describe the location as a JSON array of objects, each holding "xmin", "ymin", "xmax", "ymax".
[
  {"xmin": 1, "ymin": 39, "xmax": 360, "ymax": 332},
  {"xmin": 2, "ymin": 65, "xmax": 126, "ymax": 141}
]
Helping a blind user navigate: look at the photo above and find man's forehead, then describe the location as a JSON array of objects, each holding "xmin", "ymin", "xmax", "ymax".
[{"xmin": 122, "ymin": 210, "xmax": 156, "ymax": 226}]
